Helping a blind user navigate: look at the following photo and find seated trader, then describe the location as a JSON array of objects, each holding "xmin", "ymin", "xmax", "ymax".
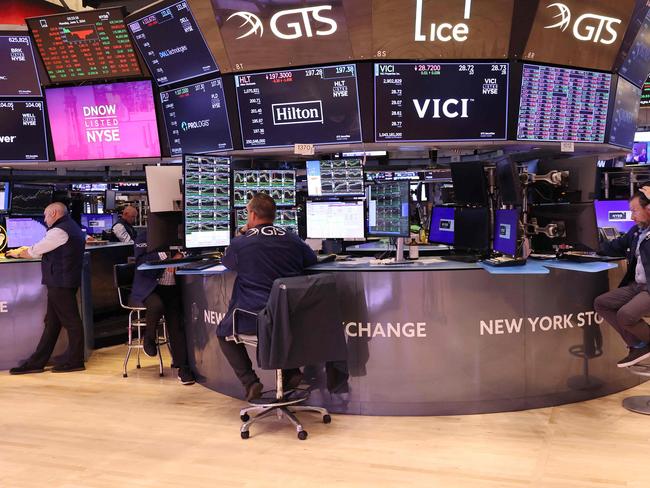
[
  {"xmin": 218, "ymin": 193, "xmax": 318, "ymax": 401},
  {"xmin": 112, "ymin": 205, "xmax": 138, "ymax": 243},
  {"xmin": 594, "ymin": 188, "xmax": 650, "ymax": 367},
  {"xmin": 9, "ymin": 202, "xmax": 86, "ymax": 374},
  {"xmin": 130, "ymin": 230, "xmax": 195, "ymax": 385}
]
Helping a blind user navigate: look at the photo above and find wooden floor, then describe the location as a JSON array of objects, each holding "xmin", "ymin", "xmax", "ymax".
[{"xmin": 1, "ymin": 346, "xmax": 650, "ymax": 488}]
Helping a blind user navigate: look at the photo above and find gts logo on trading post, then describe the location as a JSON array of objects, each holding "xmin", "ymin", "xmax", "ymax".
[
  {"xmin": 544, "ymin": 2, "xmax": 622, "ymax": 45},
  {"xmin": 227, "ymin": 5, "xmax": 337, "ymax": 40}
]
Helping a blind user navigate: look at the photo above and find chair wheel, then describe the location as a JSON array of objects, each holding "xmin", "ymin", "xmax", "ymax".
[
  {"xmin": 123, "ymin": 373, "xmax": 127, "ymax": 378},
  {"xmin": 241, "ymin": 431, "xmax": 250, "ymax": 439},
  {"xmin": 297, "ymin": 430, "xmax": 308, "ymax": 440},
  {"xmin": 240, "ymin": 414, "xmax": 250, "ymax": 422},
  {"xmin": 323, "ymin": 415, "xmax": 331, "ymax": 424}
]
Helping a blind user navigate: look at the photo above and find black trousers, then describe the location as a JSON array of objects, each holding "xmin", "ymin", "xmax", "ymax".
[
  {"xmin": 143, "ymin": 284, "xmax": 188, "ymax": 368},
  {"xmin": 29, "ymin": 286, "xmax": 84, "ymax": 368},
  {"xmin": 218, "ymin": 337, "xmax": 299, "ymax": 388}
]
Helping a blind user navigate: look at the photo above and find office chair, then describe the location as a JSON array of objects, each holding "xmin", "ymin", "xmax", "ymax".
[{"xmin": 113, "ymin": 263, "xmax": 170, "ymax": 378}]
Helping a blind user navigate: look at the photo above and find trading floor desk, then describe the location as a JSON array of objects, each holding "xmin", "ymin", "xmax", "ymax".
[{"xmin": 178, "ymin": 257, "xmax": 641, "ymax": 415}]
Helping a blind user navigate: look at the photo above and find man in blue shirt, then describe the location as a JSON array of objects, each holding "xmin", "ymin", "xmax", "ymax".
[
  {"xmin": 595, "ymin": 189, "xmax": 650, "ymax": 368},
  {"xmin": 217, "ymin": 193, "xmax": 317, "ymax": 400}
]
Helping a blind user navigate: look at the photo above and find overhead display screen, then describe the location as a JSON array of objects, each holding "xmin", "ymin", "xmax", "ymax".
[
  {"xmin": 27, "ymin": 8, "xmax": 142, "ymax": 83},
  {"xmin": 160, "ymin": 78, "xmax": 233, "ymax": 156},
  {"xmin": 45, "ymin": 81, "xmax": 160, "ymax": 161},
  {"xmin": 517, "ymin": 64, "xmax": 611, "ymax": 143},
  {"xmin": 618, "ymin": 10, "xmax": 650, "ymax": 87},
  {"xmin": 233, "ymin": 170, "xmax": 296, "ymax": 207},
  {"xmin": 211, "ymin": 0, "xmax": 357, "ymax": 72},
  {"xmin": 306, "ymin": 159, "xmax": 364, "ymax": 197},
  {"xmin": 641, "ymin": 76, "xmax": 650, "ymax": 106},
  {"xmin": 235, "ymin": 64, "xmax": 362, "ymax": 149},
  {"xmin": 372, "ymin": 0, "xmax": 514, "ymax": 60},
  {"xmin": 523, "ymin": 0, "xmax": 636, "ymax": 71},
  {"xmin": 0, "ymin": 100, "xmax": 48, "ymax": 162},
  {"xmin": 127, "ymin": 0, "xmax": 219, "ymax": 86},
  {"xmin": 374, "ymin": 62, "xmax": 509, "ymax": 142},
  {"xmin": 0, "ymin": 35, "xmax": 41, "ymax": 96},
  {"xmin": 608, "ymin": 76, "xmax": 641, "ymax": 149}
]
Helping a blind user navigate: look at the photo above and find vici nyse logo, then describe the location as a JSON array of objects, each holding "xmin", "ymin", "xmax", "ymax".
[
  {"xmin": 413, "ymin": 98, "xmax": 472, "ymax": 119},
  {"xmin": 544, "ymin": 2, "xmax": 622, "ymax": 45},
  {"xmin": 272, "ymin": 101, "xmax": 324, "ymax": 125},
  {"xmin": 227, "ymin": 5, "xmax": 337, "ymax": 40},
  {"xmin": 415, "ymin": 0, "xmax": 472, "ymax": 42}
]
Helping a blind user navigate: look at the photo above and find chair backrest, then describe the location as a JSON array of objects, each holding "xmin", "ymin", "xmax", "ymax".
[
  {"xmin": 257, "ymin": 273, "xmax": 346, "ymax": 370},
  {"xmin": 113, "ymin": 263, "xmax": 136, "ymax": 309}
]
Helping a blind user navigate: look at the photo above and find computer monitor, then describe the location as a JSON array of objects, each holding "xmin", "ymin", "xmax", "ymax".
[
  {"xmin": 80, "ymin": 213, "xmax": 115, "ymax": 236},
  {"xmin": 367, "ymin": 181, "xmax": 410, "ymax": 238},
  {"xmin": 535, "ymin": 157, "xmax": 599, "ymax": 203},
  {"xmin": 626, "ymin": 142, "xmax": 648, "ymax": 163},
  {"xmin": 10, "ymin": 184, "xmax": 53, "ymax": 216},
  {"xmin": 5, "ymin": 217, "xmax": 47, "ymax": 248},
  {"xmin": 454, "ymin": 207, "xmax": 490, "ymax": 253},
  {"xmin": 450, "ymin": 162, "xmax": 489, "ymax": 206},
  {"xmin": 145, "ymin": 165, "xmax": 182, "ymax": 212},
  {"xmin": 0, "ymin": 183, "xmax": 8, "ymax": 212},
  {"xmin": 306, "ymin": 200, "xmax": 365, "ymax": 239},
  {"xmin": 233, "ymin": 170, "xmax": 296, "ymax": 207},
  {"xmin": 146, "ymin": 211, "xmax": 183, "ymax": 252},
  {"xmin": 306, "ymin": 159, "xmax": 364, "ymax": 198},
  {"xmin": 428, "ymin": 206, "xmax": 455, "ymax": 245},
  {"xmin": 493, "ymin": 209, "xmax": 520, "ymax": 257},
  {"xmin": 496, "ymin": 159, "xmax": 523, "ymax": 206},
  {"xmin": 105, "ymin": 190, "xmax": 116, "ymax": 211},
  {"xmin": 529, "ymin": 203, "xmax": 599, "ymax": 253},
  {"xmin": 594, "ymin": 200, "xmax": 635, "ymax": 234}
]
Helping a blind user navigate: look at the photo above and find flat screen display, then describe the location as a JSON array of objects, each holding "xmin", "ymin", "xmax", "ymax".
[
  {"xmin": 0, "ymin": 100, "xmax": 49, "ymax": 162},
  {"xmin": 233, "ymin": 170, "xmax": 295, "ymax": 207},
  {"xmin": 183, "ymin": 154, "xmax": 230, "ymax": 249},
  {"xmin": 374, "ymin": 62, "xmax": 509, "ymax": 142},
  {"xmin": 6, "ymin": 217, "xmax": 47, "ymax": 248},
  {"xmin": 10, "ymin": 184, "xmax": 52, "ymax": 216},
  {"xmin": 0, "ymin": 35, "xmax": 41, "ymax": 96},
  {"xmin": 80, "ymin": 213, "xmax": 114, "ymax": 235},
  {"xmin": 306, "ymin": 200, "xmax": 365, "ymax": 239},
  {"xmin": 127, "ymin": 0, "xmax": 218, "ymax": 86},
  {"xmin": 493, "ymin": 209, "xmax": 519, "ymax": 256},
  {"xmin": 594, "ymin": 200, "xmax": 635, "ymax": 233},
  {"xmin": 27, "ymin": 8, "xmax": 142, "ymax": 83},
  {"xmin": 306, "ymin": 159, "xmax": 363, "ymax": 197},
  {"xmin": 236, "ymin": 208, "xmax": 298, "ymax": 234},
  {"xmin": 235, "ymin": 64, "xmax": 362, "ymax": 149},
  {"xmin": 45, "ymin": 81, "xmax": 161, "ymax": 161},
  {"xmin": 626, "ymin": 142, "xmax": 648, "ymax": 163},
  {"xmin": 160, "ymin": 78, "xmax": 232, "ymax": 156},
  {"xmin": 454, "ymin": 207, "xmax": 490, "ymax": 252},
  {"xmin": 367, "ymin": 181, "xmax": 410, "ymax": 238},
  {"xmin": 608, "ymin": 77, "xmax": 641, "ymax": 149},
  {"xmin": 0, "ymin": 182, "xmax": 9, "ymax": 212},
  {"xmin": 517, "ymin": 64, "xmax": 611, "ymax": 143},
  {"xmin": 523, "ymin": 0, "xmax": 636, "ymax": 71},
  {"xmin": 641, "ymin": 76, "xmax": 650, "ymax": 106},
  {"xmin": 428, "ymin": 206, "xmax": 455, "ymax": 245},
  {"xmin": 618, "ymin": 10, "xmax": 650, "ymax": 87}
]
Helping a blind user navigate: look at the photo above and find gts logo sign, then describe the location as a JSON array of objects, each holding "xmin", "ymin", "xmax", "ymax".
[{"xmin": 0, "ymin": 136, "xmax": 17, "ymax": 143}]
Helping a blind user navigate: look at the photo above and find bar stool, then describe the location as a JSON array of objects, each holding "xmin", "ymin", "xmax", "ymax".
[
  {"xmin": 113, "ymin": 263, "xmax": 170, "ymax": 378},
  {"xmin": 622, "ymin": 362, "xmax": 650, "ymax": 414}
]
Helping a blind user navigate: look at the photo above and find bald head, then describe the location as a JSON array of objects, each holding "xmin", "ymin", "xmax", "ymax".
[
  {"xmin": 44, "ymin": 202, "xmax": 68, "ymax": 228},
  {"xmin": 122, "ymin": 205, "xmax": 138, "ymax": 224}
]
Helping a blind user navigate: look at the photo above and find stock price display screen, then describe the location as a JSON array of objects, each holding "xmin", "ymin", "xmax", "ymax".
[
  {"xmin": 517, "ymin": 64, "xmax": 611, "ymax": 143},
  {"xmin": 608, "ymin": 76, "xmax": 641, "ymax": 149},
  {"xmin": 618, "ymin": 10, "xmax": 650, "ymax": 87},
  {"xmin": 641, "ymin": 76, "xmax": 650, "ymax": 106},
  {"xmin": 374, "ymin": 62, "xmax": 509, "ymax": 142},
  {"xmin": 235, "ymin": 64, "xmax": 362, "ymax": 149},
  {"xmin": 128, "ymin": 0, "xmax": 218, "ymax": 86},
  {"xmin": 28, "ymin": 9, "xmax": 141, "ymax": 83},
  {"xmin": 160, "ymin": 78, "xmax": 233, "ymax": 156},
  {"xmin": 0, "ymin": 101, "xmax": 48, "ymax": 162},
  {"xmin": 233, "ymin": 170, "xmax": 296, "ymax": 207},
  {"xmin": 0, "ymin": 36, "xmax": 41, "ymax": 96}
]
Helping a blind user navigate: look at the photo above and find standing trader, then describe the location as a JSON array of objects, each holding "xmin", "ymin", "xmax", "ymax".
[
  {"xmin": 217, "ymin": 193, "xmax": 318, "ymax": 401},
  {"xmin": 112, "ymin": 205, "xmax": 138, "ymax": 243},
  {"xmin": 8, "ymin": 202, "xmax": 86, "ymax": 374},
  {"xmin": 594, "ymin": 188, "xmax": 650, "ymax": 368}
]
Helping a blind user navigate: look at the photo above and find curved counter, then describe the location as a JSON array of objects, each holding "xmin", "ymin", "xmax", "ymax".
[{"xmin": 179, "ymin": 258, "xmax": 641, "ymax": 416}]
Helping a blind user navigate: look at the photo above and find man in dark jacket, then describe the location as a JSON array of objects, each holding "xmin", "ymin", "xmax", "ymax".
[
  {"xmin": 130, "ymin": 230, "xmax": 195, "ymax": 385},
  {"xmin": 218, "ymin": 193, "xmax": 318, "ymax": 400},
  {"xmin": 9, "ymin": 202, "xmax": 86, "ymax": 374},
  {"xmin": 112, "ymin": 205, "xmax": 138, "ymax": 243},
  {"xmin": 594, "ymin": 189, "xmax": 650, "ymax": 367}
]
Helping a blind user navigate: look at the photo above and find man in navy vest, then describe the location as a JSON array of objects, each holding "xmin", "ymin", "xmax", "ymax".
[
  {"xmin": 217, "ymin": 193, "xmax": 318, "ymax": 401},
  {"xmin": 8, "ymin": 202, "xmax": 86, "ymax": 374},
  {"xmin": 112, "ymin": 205, "xmax": 138, "ymax": 243}
]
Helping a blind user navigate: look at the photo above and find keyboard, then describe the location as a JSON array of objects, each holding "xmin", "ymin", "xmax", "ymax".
[
  {"xmin": 178, "ymin": 258, "xmax": 222, "ymax": 271},
  {"xmin": 441, "ymin": 255, "xmax": 480, "ymax": 263},
  {"xmin": 483, "ymin": 257, "xmax": 527, "ymax": 267},
  {"xmin": 147, "ymin": 255, "xmax": 206, "ymax": 266},
  {"xmin": 560, "ymin": 251, "xmax": 621, "ymax": 263}
]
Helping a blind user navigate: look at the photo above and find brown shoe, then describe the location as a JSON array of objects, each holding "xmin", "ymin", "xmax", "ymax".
[{"xmin": 245, "ymin": 381, "xmax": 263, "ymax": 401}]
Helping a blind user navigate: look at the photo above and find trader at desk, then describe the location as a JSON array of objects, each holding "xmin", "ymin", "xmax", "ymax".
[
  {"xmin": 217, "ymin": 193, "xmax": 318, "ymax": 401},
  {"xmin": 595, "ymin": 188, "xmax": 650, "ymax": 368},
  {"xmin": 8, "ymin": 202, "xmax": 86, "ymax": 374},
  {"xmin": 112, "ymin": 205, "xmax": 138, "ymax": 244}
]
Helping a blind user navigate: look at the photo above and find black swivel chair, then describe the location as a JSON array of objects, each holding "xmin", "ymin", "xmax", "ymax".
[
  {"xmin": 230, "ymin": 273, "xmax": 347, "ymax": 440},
  {"xmin": 113, "ymin": 263, "xmax": 170, "ymax": 378}
]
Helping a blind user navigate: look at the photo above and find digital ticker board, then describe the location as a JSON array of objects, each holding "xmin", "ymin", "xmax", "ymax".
[{"xmin": 374, "ymin": 62, "xmax": 509, "ymax": 142}]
